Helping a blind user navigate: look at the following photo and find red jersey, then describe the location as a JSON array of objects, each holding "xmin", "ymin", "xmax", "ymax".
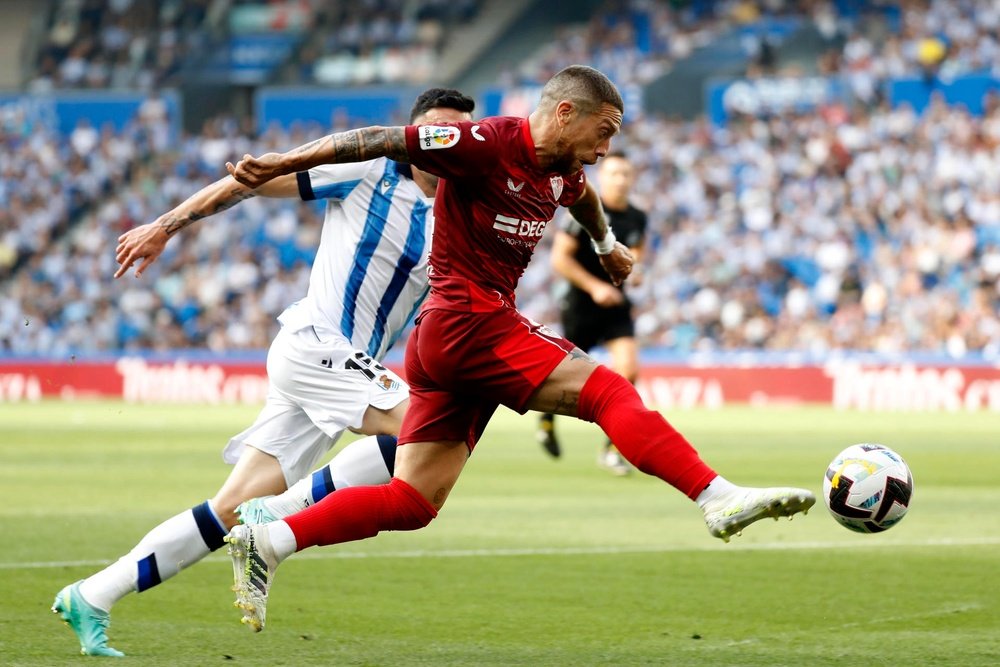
[{"xmin": 404, "ymin": 116, "xmax": 586, "ymax": 311}]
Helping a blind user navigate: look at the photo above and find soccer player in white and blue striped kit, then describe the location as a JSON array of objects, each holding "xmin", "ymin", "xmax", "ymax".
[{"xmin": 52, "ymin": 89, "xmax": 476, "ymax": 657}]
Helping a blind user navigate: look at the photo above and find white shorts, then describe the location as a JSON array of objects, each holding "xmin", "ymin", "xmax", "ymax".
[{"xmin": 223, "ymin": 325, "xmax": 409, "ymax": 486}]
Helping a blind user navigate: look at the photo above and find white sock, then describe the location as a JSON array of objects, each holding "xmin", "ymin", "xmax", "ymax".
[
  {"xmin": 78, "ymin": 501, "xmax": 227, "ymax": 611},
  {"xmin": 696, "ymin": 476, "xmax": 738, "ymax": 509},
  {"xmin": 260, "ymin": 434, "xmax": 396, "ymax": 519},
  {"xmin": 267, "ymin": 521, "xmax": 298, "ymax": 561}
]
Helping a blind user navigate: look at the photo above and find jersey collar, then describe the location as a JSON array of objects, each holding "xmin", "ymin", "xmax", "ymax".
[
  {"xmin": 519, "ymin": 118, "xmax": 542, "ymax": 170},
  {"xmin": 392, "ymin": 160, "xmax": 413, "ymax": 180}
]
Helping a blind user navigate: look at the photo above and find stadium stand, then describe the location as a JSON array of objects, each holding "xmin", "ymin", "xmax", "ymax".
[
  {"xmin": 28, "ymin": 0, "xmax": 214, "ymax": 91},
  {"xmin": 1, "ymin": 0, "xmax": 999, "ymax": 359}
]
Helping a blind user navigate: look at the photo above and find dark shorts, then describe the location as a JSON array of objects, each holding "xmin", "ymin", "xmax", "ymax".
[
  {"xmin": 398, "ymin": 306, "xmax": 576, "ymax": 449},
  {"xmin": 561, "ymin": 297, "xmax": 634, "ymax": 353}
]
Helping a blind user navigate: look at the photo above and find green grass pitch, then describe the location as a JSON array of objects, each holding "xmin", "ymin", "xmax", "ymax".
[{"xmin": 1, "ymin": 401, "xmax": 998, "ymax": 666}]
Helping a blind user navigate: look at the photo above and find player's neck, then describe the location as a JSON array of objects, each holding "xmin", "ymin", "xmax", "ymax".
[
  {"xmin": 527, "ymin": 112, "xmax": 568, "ymax": 173},
  {"xmin": 411, "ymin": 168, "xmax": 438, "ymax": 197}
]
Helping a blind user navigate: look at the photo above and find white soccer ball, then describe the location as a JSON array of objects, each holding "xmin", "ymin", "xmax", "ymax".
[{"xmin": 823, "ymin": 443, "xmax": 913, "ymax": 533}]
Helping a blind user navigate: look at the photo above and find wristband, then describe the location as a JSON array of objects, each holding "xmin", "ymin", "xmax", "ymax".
[{"xmin": 591, "ymin": 229, "xmax": 617, "ymax": 255}]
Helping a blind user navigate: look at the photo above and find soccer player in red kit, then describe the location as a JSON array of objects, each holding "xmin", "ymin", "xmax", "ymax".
[{"xmin": 224, "ymin": 65, "xmax": 815, "ymax": 631}]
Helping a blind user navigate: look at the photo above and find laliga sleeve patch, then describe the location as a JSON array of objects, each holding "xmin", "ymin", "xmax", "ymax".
[{"xmin": 419, "ymin": 125, "xmax": 461, "ymax": 150}]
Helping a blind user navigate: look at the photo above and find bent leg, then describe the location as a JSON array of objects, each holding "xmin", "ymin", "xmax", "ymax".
[
  {"xmin": 281, "ymin": 440, "xmax": 467, "ymax": 553},
  {"xmin": 527, "ymin": 353, "xmax": 717, "ymax": 499}
]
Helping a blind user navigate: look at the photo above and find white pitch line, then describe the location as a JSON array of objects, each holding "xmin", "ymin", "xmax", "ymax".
[{"xmin": 2, "ymin": 536, "xmax": 998, "ymax": 571}]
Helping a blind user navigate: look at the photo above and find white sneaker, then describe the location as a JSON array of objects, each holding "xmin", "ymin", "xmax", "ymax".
[
  {"xmin": 597, "ymin": 449, "xmax": 632, "ymax": 476},
  {"xmin": 225, "ymin": 524, "xmax": 283, "ymax": 632},
  {"xmin": 702, "ymin": 487, "xmax": 815, "ymax": 542}
]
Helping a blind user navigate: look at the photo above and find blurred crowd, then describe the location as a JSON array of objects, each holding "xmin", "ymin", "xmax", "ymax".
[
  {"xmin": 821, "ymin": 0, "xmax": 1000, "ymax": 102},
  {"xmin": 290, "ymin": 0, "xmax": 483, "ymax": 86},
  {"xmin": 1, "ymin": 114, "xmax": 326, "ymax": 355},
  {"xmin": 28, "ymin": 0, "xmax": 213, "ymax": 92},
  {"xmin": 28, "ymin": 0, "xmax": 484, "ymax": 92},
  {"xmin": 504, "ymin": 0, "xmax": 767, "ymax": 92},
  {"xmin": 3, "ymin": 0, "xmax": 1000, "ymax": 359}
]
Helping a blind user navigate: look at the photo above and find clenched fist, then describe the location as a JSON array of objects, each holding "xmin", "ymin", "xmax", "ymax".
[
  {"xmin": 598, "ymin": 242, "xmax": 633, "ymax": 287},
  {"xmin": 226, "ymin": 153, "xmax": 288, "ymax": 189}
]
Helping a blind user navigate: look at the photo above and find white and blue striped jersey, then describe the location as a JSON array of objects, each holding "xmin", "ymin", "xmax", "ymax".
[{"xmin": 276, "ymin": 157, "xmax": 433, "ymax": 360}]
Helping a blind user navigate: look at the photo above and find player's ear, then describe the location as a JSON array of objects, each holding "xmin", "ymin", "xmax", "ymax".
[{"xmin": 555, "ymin": 100, "xmax": 576, "ymax": 128}]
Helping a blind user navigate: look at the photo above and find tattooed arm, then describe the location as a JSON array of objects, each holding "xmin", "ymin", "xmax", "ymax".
[
  {"xmin": 227, "ymin": 126, "xmax": 408, "ymax": 189},
  {"xmin": 114, "ymin": 173, "xmax": 298, "ymax": 279}
]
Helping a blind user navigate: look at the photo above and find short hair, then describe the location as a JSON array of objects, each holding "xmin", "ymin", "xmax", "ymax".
[
  {"xmin": 539, "ymin": 65, "xmax": 624, "ymax": 116},
  {"xmin": 409, "ymin": 88, "xmax": 476, "ymax": 122}
]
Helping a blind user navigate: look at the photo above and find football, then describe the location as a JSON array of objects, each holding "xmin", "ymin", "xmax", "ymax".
[{"xmin": 823, "ymin": 443, "xmax": 913, "ymax": 533}]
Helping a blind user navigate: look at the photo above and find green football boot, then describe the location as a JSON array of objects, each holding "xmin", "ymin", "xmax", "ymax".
[
  {"xmin": 52, "ymin": 581, "xmax": 125, "ymax": 657},
  {"xmin": 237, "ymin": 496, "xmax": 279, "ymax": 525}
]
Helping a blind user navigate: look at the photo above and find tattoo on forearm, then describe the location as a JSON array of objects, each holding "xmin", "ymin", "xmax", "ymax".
[
  {"xmin": 293, "ymin": 137, "xmax": 326, "ymax": 156},
  {"xmin": 332, "ymin": 132, "xmax": 360, "ymax": 161},
  {"xmin": 328, "ymin": 127, "xmax": 409, "ymax": 163},
  {"xmin": 160, "ymin": 187, "xmax": 256, "ymax": 235}
]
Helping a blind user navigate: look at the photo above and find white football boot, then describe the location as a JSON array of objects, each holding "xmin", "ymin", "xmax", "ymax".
[
  {"xmin": 225, "ymin": 524, "xmax": 284, "ymax": 632},
  {"xmin": 703, "ymin": 486, "xmax": 815, "ymax": 542}
]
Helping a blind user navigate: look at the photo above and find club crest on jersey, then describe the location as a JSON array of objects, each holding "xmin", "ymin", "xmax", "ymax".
[
  {"xmin": 550, "ymin": 175, "xmax": 564, "ymax": 200},
  {"xmin": 377, "ymin": 374, "xmax": 400, "ymax": 391},
  {"xmin": 419, "ymin": 125, "xmax": 460, "ymax": 150}
]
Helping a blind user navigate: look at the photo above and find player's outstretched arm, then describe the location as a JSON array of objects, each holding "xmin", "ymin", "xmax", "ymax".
[
  {"xmin": 567, "ymin": 182, "xmax": 633, "ymax": 286},
  {"xmin": 227, "ymin": 126, "xmax": 408, "ymax": 189},
  {"xmin": 114, "ymin": 173, "xmax": 298, "ymax": 279}
]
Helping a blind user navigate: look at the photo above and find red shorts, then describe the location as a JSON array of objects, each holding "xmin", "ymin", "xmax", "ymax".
[{"xmin": 397, "ymin": 306, "xmax": 575, "ymax": 450}]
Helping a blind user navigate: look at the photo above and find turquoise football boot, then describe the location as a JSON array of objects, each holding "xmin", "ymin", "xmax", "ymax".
[
  {"xmin": 236, "ymin": 496, "xmax": 279, "ymax": 525},
  {"xmin": 52, "ymin": 581, "xmax": 125, "ymax": 657}
]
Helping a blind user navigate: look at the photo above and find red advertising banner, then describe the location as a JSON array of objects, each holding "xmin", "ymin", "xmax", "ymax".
[
  {"xmin": 2, "ymin": 358, "xmax": 999, "ymax": 412},
  {"xmin": 634, "ymin": 363, "xmax": 1000, "ymax": 412},
  {"xmin": 0, "ymin": 359, "xmax": 268, "ymax": 404}
]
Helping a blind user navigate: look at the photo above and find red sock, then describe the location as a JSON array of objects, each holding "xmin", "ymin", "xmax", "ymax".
[
  {"xmin": 285, "ymin": 477, "xmax": 437, "ymax": 551},
  {"xmin": 578, "ymin": 366, "xmax": 717, "ymax": 499}
]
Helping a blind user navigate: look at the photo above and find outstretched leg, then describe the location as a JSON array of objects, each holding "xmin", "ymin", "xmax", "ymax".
[{"xmin": 531, "ymin": 356, "xmax": 815, "ymax": 541}]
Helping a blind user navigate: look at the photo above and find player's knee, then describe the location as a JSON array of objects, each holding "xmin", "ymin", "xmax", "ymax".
[
  {"xmin": 579, "ymin": 365, "xmax": 643, "ymax": 422},
  {"xmin": 383, "ymin": 477, "xmax": 438, "ymax": 531}
]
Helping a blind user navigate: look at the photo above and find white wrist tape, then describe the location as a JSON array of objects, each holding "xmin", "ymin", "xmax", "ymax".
[{"xmin": 591, "ymin": 229, "xmax": 617, "ymax": 255}]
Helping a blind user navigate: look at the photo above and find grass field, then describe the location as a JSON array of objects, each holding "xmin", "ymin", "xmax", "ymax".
[{"xmin": 1, "ymin": 401, "xmax": 998, "ymax": 666}]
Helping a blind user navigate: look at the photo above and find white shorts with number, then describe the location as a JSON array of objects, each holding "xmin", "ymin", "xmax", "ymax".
[{"xmin": 223, "ymin": 325, "xmax": 409, "ymax": 486}]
